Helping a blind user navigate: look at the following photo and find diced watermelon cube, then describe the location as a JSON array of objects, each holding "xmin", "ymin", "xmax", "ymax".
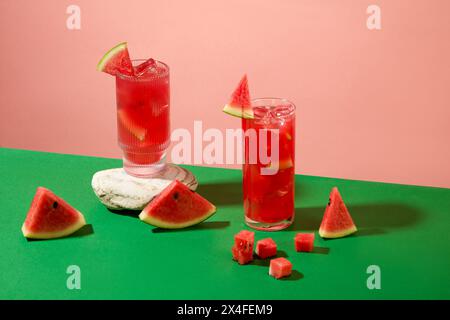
[
  {"xmin": 255, "ymin": 238, "xmax": 277, "ymax": 259},
  {"xmin": 234, "ymin": 230, "xmax": 254, "ymax": 251},
  {"xmin": 269, "ymin": 257, "xmax": 292, "ymax": 279},
  {"xmin": 294, "ymin": 233, "xmax": 315, "ymax": 252},
  {"xmin": 232, "ymin": 245, "xmax": 253, "ymax": 265},
  {"xmin": 232, "ymin": 230, "xmax": 255, "ymax": 265}
]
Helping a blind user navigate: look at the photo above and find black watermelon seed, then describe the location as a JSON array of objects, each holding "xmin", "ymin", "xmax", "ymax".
[
  {"xmin": 173, "ymin": 192, "xmax": 179, "ymax": 200},
  {"xmin": 53, "ymin": 201, "xmax": 58, "ymax": 209}
]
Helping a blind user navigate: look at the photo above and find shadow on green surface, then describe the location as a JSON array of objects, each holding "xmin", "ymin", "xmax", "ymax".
[
  {"xmin": 354, "ymin": 228, "xmax": 386, "ymax": 237},
  {"xmin": 290, "ymin": 203, "xmax": 424, "ymax": 235},
  {"xmin": 71, "ymin": 224, "xmax": 95, "ymax": 237},
  {"xmin": 196, "ymin": 181, "xmax": 242, "ymax": 206},
  {"xmin": 280, "ymin": 270, "xmax": 304, "ymax": 281},
  {"xmin": 311, "ymin": 246, "xmax": 330, "ymax": 254},
  {"xmin": 294, "ymin": 179, "xmax": 311, "ymax": 199},
  {"xmin": 251, "ymin": 250, "xmax": 289, "ymax": 267},
  {"xmin": 108, "ymin": 209, "xmax": 140, "ymax": 219},
  {"xmin": 152, "ymin": 221, "xmax": 230, "ymax": 233},
  {"xmin": 26, "ymin": 224, "xmax": 94, "ymax": 241}
]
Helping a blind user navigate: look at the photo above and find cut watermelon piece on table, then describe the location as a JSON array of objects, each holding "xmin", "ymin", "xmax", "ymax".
[
  {"xmin": 223, "ymin": 75, "xmax": 254, "ymax": 119},
  {"xmin": 232, "ymin": 230, "xmax": 255, "ymax": 264},
  {"xmin": 234, "ymin": 230, "xmax": 254, "ymax": 251},
  {"xmin": 139, "ymin": 180, "xmax": 216, "ymax": 229},
  {"xmin": 22, "ymin": 187, "xmax": 86, "ymax": 239},
  {"xmin": 232, "ymin": 245, "xmax": 253, "ymax": 265},
  {"xmin": 294, "ymin": 233, "xmax": 315, "ymax": 252},
  {"xmin": 269, "ymin": 257, "xmax": 292, "ymax": 279},
  {"xmin": 319, "ymin": 187, "xmax": 357, "ymax": 238},
  {"xmin": 256, "ymin": 238, "xmax": 277, "ymax": 259},
  {"xmin": 117, "ymin": 109, "xmax": 147, "ymax": 141},
  {"xmin": 96, "ymin": 42, "xmax": 134, "ymax": 76}
]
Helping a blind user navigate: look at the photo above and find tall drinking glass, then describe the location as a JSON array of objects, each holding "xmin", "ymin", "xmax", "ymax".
[
  {"xmin": 242, "ymin": 98, "xmax": 295, "ymax": 231},
  {"xmin": 115, "ymin": 60, "xmax": 170, "ymax": 177}
]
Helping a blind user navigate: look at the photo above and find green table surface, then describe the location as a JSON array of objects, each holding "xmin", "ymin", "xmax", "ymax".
[{"xmin": 0, "ymin": 148, "xmax": 449, "ymax": 300}]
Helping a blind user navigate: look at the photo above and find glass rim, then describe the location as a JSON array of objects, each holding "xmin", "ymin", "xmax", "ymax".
[
  {"xmin": 250, "ymin": 97, "xmax": 296, "ymax": 118},
  {"xmin": 116, "ymin": 59, "xmax": 170, "ymax": 80}
]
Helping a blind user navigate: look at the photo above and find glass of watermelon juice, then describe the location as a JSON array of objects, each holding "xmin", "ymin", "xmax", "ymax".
[
  {"xmin": 115, "ymin": 60, "xmax": 170, "ymax": 177},
  {"xmin": 243, "ymin": 98, "xmax": 295, "ymax": 231}
]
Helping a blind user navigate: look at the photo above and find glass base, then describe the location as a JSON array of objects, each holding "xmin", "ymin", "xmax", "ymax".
[
  {"xmin": 245, "ymin": 216, "xmax": 293, "ymax": 231},
  {"xmin": 123, "ymin": 153, "xmax": 166, "ymax": 178}
]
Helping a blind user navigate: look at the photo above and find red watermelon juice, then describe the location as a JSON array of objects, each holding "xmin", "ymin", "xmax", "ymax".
[
  {"xmin": 115, "ymin": 60, "xmax": 170, "ymax": 177},
  {"xmin": 243, "ymin": 98, "xmax": 295, "ymax": 231}
]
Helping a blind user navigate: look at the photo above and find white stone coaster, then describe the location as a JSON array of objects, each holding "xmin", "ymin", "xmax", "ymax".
[{"xmin": 92, "ymin": 164, "xmax": 198, "ymax": 210}]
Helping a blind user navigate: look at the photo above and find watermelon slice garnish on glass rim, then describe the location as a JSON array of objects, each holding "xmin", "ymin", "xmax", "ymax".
[
  {"xmin": 223, "ymin": 75, "xmax": 254, "ymax": 119},
  {"xmin": 96, "ymin": 42, "xmax": 134, "ymax": 76}
]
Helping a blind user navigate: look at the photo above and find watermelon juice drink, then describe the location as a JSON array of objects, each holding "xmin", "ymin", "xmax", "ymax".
[
  {"xmin": 115, "ymin": 60, "xmax": 170, "ymax": 177},
  {"xmin": 243, "ymin": 98, "xmax": 295, "ymax": 231}
]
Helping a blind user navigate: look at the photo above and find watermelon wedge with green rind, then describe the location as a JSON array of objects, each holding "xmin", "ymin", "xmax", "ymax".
[
  {"xmin": 96, "ymin": 42, "xmax": 134, "ymax": 76},
  {"xmin": 22, "ymin": 187, "xmax": 86, "ymax": 239},
  {"xmin": 319, "ymin": 187, "xmax": 357, "ymax": 238},
  {"xmin": 223, "ymin": 75, "xmax": 254, "ymax": 119},
  {"xmin": 139, "ymin": 180, "xmax": 216, "ymax": 229}
]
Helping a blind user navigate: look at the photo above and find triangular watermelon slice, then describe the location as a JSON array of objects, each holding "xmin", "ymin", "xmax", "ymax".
[
  {"xmin": 22, "ymin": 187, "xmax": 86, "ymax": 239},
  {"xmin": 139, "ymin": 180, "xmax": 216, "ymax": 229},
  {"xmin": 223, "ymin": 75, "xmax": 254, "ymax": 119},
  {"xmin": 319, "ymin": 187, "xmax": 357, "ymax": 238},
  {"xmin": 96, "ymin": 42, "xmax": 134, "ymax": 76}
]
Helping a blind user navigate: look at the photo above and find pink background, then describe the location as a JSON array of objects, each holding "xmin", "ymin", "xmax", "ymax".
[{"xmin": 0, "ymin": 0, "xmax": 449, "ymax": 188}]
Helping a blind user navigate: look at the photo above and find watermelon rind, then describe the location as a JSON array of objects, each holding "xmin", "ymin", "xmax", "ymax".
[
  {"xmin": 222, "ymin": 75, "xmax": 254, "ymax": 119},
  {"xmin": 139, "ymin": 207, "xmax": 216, "ymax": 229},
  {"xmin": 318, "ymin": 225, "xmax": 357, "ymax": 239},
  {"xmin": 268, "ymin": 264, "xmax": 275, "ymax": 277},
  {"xmin": 22, "ymin": 211, "xmax": 86, "ymax": 239},
  {"xmin": 223, "ymin": 104, "xmax": 254, "ymax": 119},
  {"xmin": 96, "ymin": 42, "xmax": 129, "ymax": 73}
]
